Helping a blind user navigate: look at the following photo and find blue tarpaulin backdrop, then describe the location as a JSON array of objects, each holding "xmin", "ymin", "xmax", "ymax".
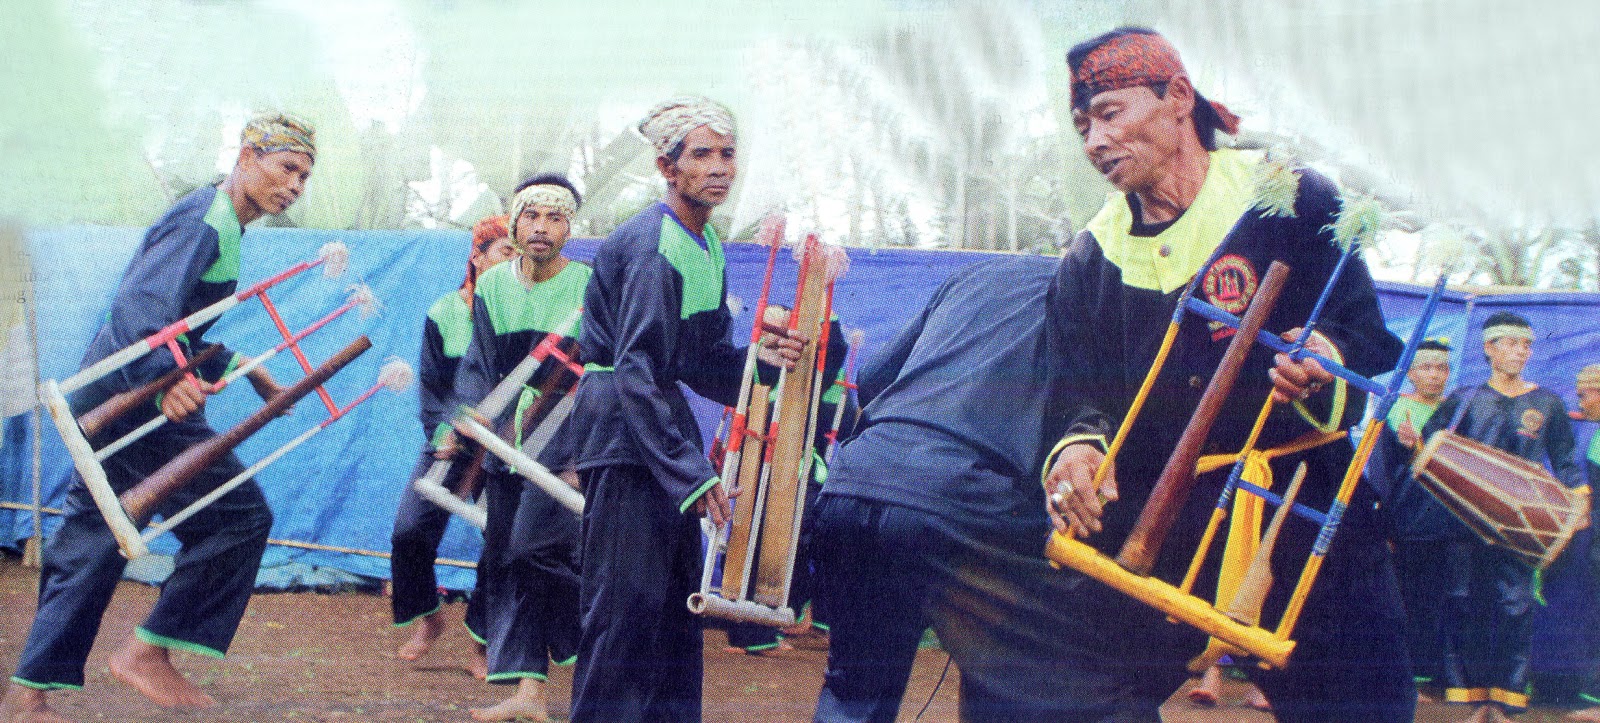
[{"xmin": 3, "ymin": 227, "xmax": 1598, "ymax": 674}]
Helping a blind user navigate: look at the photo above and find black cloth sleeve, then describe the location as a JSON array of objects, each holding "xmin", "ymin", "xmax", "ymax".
[
  {"xmin": 417, "ymin": 315, "xmax": 453, "ymax": 445},
  {"xmin": 856, "ymin": 291, "xmax": 937, "ymax": 408},
  {"xmin": 1544, "ymin": 397, "xmax": 1583, "ymax": 489},
  {"xmin": 1044, "ymin": 238, "xmax": 1116, "ymax": 443},
  {"xmin": 613, "ymin": 251, "xmax": 722, "ymax": 510},
  {"xmin": 451, "ymin": 294, "xmax": 501, "ymax": 423}
]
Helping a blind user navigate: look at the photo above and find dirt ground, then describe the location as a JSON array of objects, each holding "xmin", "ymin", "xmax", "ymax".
[{"xmin": 0, "ymin": 553, "xmax": 1590, "ymax": 722}]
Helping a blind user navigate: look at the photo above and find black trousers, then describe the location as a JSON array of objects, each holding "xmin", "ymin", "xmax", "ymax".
[
  {"xmin": 812, "ymin": 493, "xmax": 1416, "ymax": 723},
  {"xmin": 1395, "ymin": 538, "xmax": 1451, "ymax": 684},
  {"xmin": 388, "ymin": 452, "xmax": 485, "ymax": 639},
  {"xmin": 14, "ymin": 414, "xmax": 271, "ymax": 689},
  {"xmin": 811, "ymin": 494, "xmax": 1168, "ymax": 723},
  {"xmin": 479, "ymin": 470, "xmax": 580, "ymax": 682},
  {"xmin": 1440, "ymin": 538, "xmax": 1537, "ymax": 711},
  {"xmin": 569, "ymin": 464, "xmax": 705, "ymax": 723}
]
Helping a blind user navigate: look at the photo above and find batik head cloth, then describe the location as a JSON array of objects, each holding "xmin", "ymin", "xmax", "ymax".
[
  {"xmin": 637, "ymin": 96, "xmax": 736, "ymax": 158},
  {"xmin": 241, "ymin": 113, "xmax": 316, "ymax": 161},
  {"xmin": 1578, "ymin": 363, "xmax": 1600, "ymax": 391},
  {"xmin": 1069, "ymin": 31, "xmax": 1240, "ymax": 135},
  {"xmin": 509, "ymin": 184, "xmax": 577, "ymax": 250}
]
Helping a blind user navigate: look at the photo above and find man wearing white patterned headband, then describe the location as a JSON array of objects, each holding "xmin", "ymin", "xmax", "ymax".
[
  {"xmin": 1371, "ymin": 338, "xmax": 1457, "ymax": 701},
  {"xmin": 1420, "ymin": 312, "xmax": 1584, "ymax": 722},
  {"xmin": 544, "ymin": 95, "xmax": 802, "ymax": 722},
  {"xmin": 442, "ymin": 173, "xmax": 590, "ymax": 722},
  {"xmin": 2, "ymin": 112, "xmax": 312, "ymax": 720}
]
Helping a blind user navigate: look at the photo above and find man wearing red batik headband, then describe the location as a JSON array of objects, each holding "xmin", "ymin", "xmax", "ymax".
[{"xmin": 1042, "ymin": 28, "xmax": 1413, "ymax": 721}]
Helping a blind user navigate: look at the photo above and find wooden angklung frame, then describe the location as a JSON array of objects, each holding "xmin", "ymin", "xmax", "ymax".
[
  {"xmin": 690, "ymin": 222, "xmax": 845, "ymax": 627},
  {"xmin": 1044, "ymin": 240, "xmax": 1449, "ymax": 671},
  {"xmin": 428, "ymin": 305, "xmax": 588, "ymax": 521},
  {"xmin": 39, "ymin": 245, "xmax": 405, "ymax": 559}
]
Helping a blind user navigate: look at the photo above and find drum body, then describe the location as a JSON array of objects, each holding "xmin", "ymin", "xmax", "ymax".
[{"xmin": 1412, "ymin": 430, "xmax": 1586, "ymax": 569}]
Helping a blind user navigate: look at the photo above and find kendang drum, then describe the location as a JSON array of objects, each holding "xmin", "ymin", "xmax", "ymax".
[{"xmin": 1412, "ymin": 430, "xmax": 1588, "ymax": 570}]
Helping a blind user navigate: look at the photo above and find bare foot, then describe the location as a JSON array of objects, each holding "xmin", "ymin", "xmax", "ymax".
[
  {"xmin": 0, "ymin": 685, "xmax": 75, "ymax": 723},
  {"xmin": 1569, "ymin": 706, "xmax": 1600, "ymax": 721},
  {"xmin": 1245, "ymin": 684, "xmax": 1271, "ymax": 711},
  {"xmin": 470, "ymin": 678, "xmax": 550, "ymax": 722},
  {"xmin": 397, "ymin": 611, "xmax": 443, "ymax": 661},
  {"xmin": 467, "ymin": 642, "xmax": 489, "ymax": 680},
  {"xmin": 1462, "ymin": 705, "xmax": 1493, "ymax": 723},
  {"xmin": 107, "ymin": 637, "xmax": 216, "ymax": 708},
  {"xmin": 1187, "ymin": 666, "xmax": 1221, "ymax": 707}
]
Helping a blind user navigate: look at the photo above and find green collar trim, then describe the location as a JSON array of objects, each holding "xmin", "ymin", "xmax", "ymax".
[
  {"xmin": 427, "ymin": 291, "xmax": 475, "ymax": 358},
  {"xmin": 657, "ymin": 214, "xmax": 725, "ymax": 319},
  {"xmin": 200, "ymin": 187, "xmax": 242, "ymax": 284},
  {"xmin": 475, "ymin": 260, "xmax": 590, "ymax": 337},
  {"xmin": 1086, "ymin": 148, "xmax": 1261, "ymax": 294}
]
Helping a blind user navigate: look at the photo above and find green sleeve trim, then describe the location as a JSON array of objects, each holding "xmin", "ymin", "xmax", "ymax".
[
  {"xmin": 430, "ymin": 424, "xmax": 453, "ymax": 449},
  {"xmin": 223, "ymin": 352, "xmax": 242, "ymax": 380},
  {"xmin": 486, "ymin": 671, "xmax": 548, "ymax": 683},
  {"xmin": 393, "ymin": 602, "xmax": 443, "ymax": 628},
  {"xmin": 9, "ymin": 676, "xmax": 82, "ymax": 691},
  {"xmin": 679, "ymin": 476, "xmax": 722, "ymax": 514},
  {"xmin": 553, "ymin": 655, "xmax": 577, "ymax": 666},
  {"xmin": 136, "ymin": 626, "xmax": 226, "ymax": 659},
  {"xmin": 583, "ymin": 363, "xmax": 614, "ymax": 373},
  {"xmin": 812, "ymin": 452, "xmax": 828, "ymax": 485},
  {"xmin": 461, "ymin": 619, "xmax": 488, "ymax": 645}
]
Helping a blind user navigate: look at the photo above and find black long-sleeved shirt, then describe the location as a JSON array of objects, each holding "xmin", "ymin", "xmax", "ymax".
[
  {"xmin": 1046, "ymin": 149, "xmax": 1402, "ymax": 581},
  {"xmin": 452, "ymin": 259, "xmax": 591, "ymax": 445},
  {"xmin": 74, "ymin": 185, "xmax": 240, "ymax": 413},
  {"xmin": 553, "ymin": 203, "xmax": 759, "ymax": 513},
  {"xmin": 822, "ymin": 255, "xmax": 1059, "ymax": 539}
]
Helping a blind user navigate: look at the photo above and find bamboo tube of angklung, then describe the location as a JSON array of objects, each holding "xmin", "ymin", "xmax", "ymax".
[
  {"xmin": 76, "ymin": 346, "xmax": 223, "ymax": 440},
  {"xmin": 119, "ymin": 335, "xmax": 371, "ymax": 521},
  {"xmin": 1117, "ymin": 261, "xmax": 1290, "ymax": 576}
]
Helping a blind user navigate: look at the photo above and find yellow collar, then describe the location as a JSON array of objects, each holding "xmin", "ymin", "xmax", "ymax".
[{"xmin": 1086, "ymin": 148, "xmax": 1263, "ymax": 294}]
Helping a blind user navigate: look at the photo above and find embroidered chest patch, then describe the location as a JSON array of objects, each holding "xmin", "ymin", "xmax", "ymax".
[
  {"xmin": 1202, "ymin": 254, "xmax": 1259, "ymax": 340},
  {"xmin": 1518, "ymin": 408, "xmax": 1545, "ymax": 438}
]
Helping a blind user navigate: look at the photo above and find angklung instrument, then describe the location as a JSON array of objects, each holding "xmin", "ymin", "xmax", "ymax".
[
  {"xmin": 689, "ymin": 218, "xmax": 848, "ymax": 627},
  {"xmin": 1044, "ymin": 237, "xmax": 1450, "ymax": 671},
  {"xmin": 439, "ymin": 306, "xmax": 587, "ymax": 518},
  {"xmin": 39, "ymin": 244, "xmax": 395, "ymax": 559}
]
